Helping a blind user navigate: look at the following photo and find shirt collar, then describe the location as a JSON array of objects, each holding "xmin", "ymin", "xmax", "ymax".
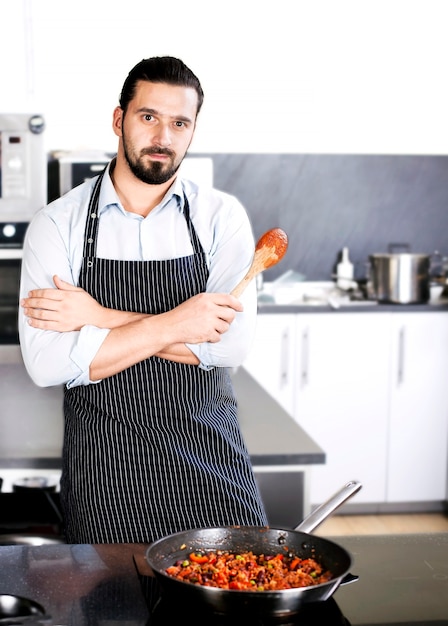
[{"xmin": 98, "ymin": 160, "xmax": 185, "ymax": 216}]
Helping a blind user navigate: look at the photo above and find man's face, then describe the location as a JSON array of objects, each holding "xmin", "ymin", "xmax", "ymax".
[{"xmin": 113, "ymin": 80, "xmax": 198, "ymax": 185}]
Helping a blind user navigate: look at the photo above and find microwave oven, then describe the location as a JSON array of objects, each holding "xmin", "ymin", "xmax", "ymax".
[
  {"xmin": 47, "ymin": 152, "xmax": 214, "ymax": 203},
  {"xmin": 47, "ymin": 150, "xmax": 114, "ymax": 202},
  {"xmin": 0, "ymin": 113, "xmax": 47, "ymax": 229}
]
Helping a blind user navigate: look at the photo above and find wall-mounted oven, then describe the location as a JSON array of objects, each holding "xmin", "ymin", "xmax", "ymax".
[
  {"xmin": 0, "ymin": 114, "xmax": 63, "ymax": 493},
  {"xmin": 0, "ymin": 243, "xmax": 64, "ymax": 493}
]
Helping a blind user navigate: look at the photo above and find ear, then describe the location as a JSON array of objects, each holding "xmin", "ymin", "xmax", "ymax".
[{"xmin": 112, "ymin": 106, "xmax": 124, "ymax": 138}]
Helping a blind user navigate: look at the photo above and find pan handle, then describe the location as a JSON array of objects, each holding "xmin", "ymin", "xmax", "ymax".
[
  {"xmin": 294, "ymin": 480, "xmax": 362, "ymax": 534},
  {"xmin": 340, "ymin": 572, "xmax": 359, "ymax": 586}
]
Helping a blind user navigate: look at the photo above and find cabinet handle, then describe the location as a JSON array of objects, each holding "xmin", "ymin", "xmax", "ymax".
[
  {"xmin": 301, "ymin": 327, "xmax": 309, "ymax": 387},
  {"xmin": 280, "ymin": 327, "xmax": 289, "ymax": 387},
  {"xmin": 397, "ymin": 326, "xmax": 405, "ymax": 385}
]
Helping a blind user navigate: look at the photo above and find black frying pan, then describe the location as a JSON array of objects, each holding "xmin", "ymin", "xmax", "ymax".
[{"xmin": 145, "ymin": 480, "xmax": 361, "ymax": 616}]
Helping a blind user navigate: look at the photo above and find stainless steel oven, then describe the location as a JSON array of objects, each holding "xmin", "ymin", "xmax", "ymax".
[
  {"xmin": 0, "ymin": 246, "xmax": 64, "ymax": 492},
  {"xmin": 0, "ymin": 114, "xmax": 63, "ymax": 493}
]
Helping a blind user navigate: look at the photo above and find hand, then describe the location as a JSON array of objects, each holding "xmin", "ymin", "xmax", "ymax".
[
  {"xmin": 164, "ymin": 292, "xmax": 244, "ymax": 345},
  {"xmin": 21, "ymin": 275, "xmax": 106, "ymax": 331}
]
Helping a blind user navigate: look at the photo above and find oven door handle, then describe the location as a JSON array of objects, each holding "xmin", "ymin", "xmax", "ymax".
[{"xmin": 0, "ymin": 248, "xmax": 23, "ymax": 259}]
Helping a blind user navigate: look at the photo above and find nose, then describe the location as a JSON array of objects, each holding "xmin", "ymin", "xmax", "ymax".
[{"xmin": 153, "ymin": 123, "xmax": 172, "ymax": 147}]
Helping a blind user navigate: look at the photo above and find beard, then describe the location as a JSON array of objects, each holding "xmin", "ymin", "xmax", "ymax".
[{"xmin": 122, "ymin": 133, "xmax": 184, "ymax": 185}]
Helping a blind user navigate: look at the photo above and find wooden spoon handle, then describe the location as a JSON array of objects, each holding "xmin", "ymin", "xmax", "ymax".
[{"xmin": 231, "ymin": 228, "xmax": 288, "ymax": 298}]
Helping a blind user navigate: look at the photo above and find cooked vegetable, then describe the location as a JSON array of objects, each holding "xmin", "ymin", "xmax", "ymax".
[{"xmin": 165, "ymin": 550, "xmax": 332, "ymax": 591}]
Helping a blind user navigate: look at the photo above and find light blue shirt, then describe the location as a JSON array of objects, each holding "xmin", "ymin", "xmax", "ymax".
[{"xmin": 19, "ymin": 163, "xmax": 257, "ymax": 388}]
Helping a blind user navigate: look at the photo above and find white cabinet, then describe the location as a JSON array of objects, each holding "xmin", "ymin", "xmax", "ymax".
[
  {"xmin": 244, "ymin": 310, "xmax": 448, "ymax": 509},
  {"xmin": 293, "ymin": 313, "xmax": 391, "ymax": 505},
  {"xmin": 387, "ymin": 312, "xmax": 448, "ymax": 503},
  {"xmin": 241, "ymin": 314, "xmax": 296, "ymax": 417}
]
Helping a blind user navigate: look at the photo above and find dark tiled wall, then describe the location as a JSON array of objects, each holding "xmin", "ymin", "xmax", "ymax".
[{"xmin": 195, "ymin": 154, "xmax": 448, "ymax": 281}]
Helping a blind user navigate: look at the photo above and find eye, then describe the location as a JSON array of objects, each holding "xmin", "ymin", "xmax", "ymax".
[
  {"xmin": 174, "ymin": 121, "xmax": 186, "ymax": 128},
  {"xmin": 143, "ymin": 114, "xmax": 154, "ymax": 122}
]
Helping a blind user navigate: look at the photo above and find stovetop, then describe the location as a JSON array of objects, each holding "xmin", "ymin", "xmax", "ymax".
[
  {"xmin": 334, "ymin": 533, "xmax": 448, "ymax": 625},
  {"xmin": 140, "ymin": 533, "xmax": 448, "ymax": 626},
  {"xmin": 146, "ymin": 593, "xmax": 350, "ymax": 625},
  {"xmin": 0, "ymin": 533, "xmax": 446, "ymax": 625}
]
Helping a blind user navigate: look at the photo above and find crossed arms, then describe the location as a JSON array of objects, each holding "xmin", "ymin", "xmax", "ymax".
[{"xmin": 21, "ymin": 275, "xmax": 244, "ymax": 382}]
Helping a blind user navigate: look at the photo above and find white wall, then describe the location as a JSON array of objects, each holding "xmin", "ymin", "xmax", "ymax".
[{"xmin": 2, "ymin": 0, "xmax": 448, "ymax": 155}]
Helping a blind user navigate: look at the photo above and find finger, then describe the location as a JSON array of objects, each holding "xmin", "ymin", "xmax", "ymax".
[
  {"xmin": 24, "ymin": 304, "xmax": 59, "ymax": 319},
  {"xmin": 27, "ymin": 316, "xmax": 61, "ymax": 330},
  {"xmin": 22, "ymin": 297, "xmax": 60, "ymax": 311},
  {"xmin": 207, "ymin": 330, "xmax": 223, "ymax": 343},
  {"xmin": 216, "ymin": 308, "xmax": 237, "ymax": 324},
  {"xmin": 215, "ymin": 319, "xmax": 230, "ymax": 335},
  {"xmin": 26, "ymin": 290, "xmax": 64, "ymax": 302},
  {"xmin": 214, "ymin": 294, "xmax": 244, "ymax": 312},
  {"xmin": 53, "ymin": 275, "xmax": 77, "ymax": 290},
  {"xmin": 228, "ymin": 295, "xmax": 244, "ymax": 312}
]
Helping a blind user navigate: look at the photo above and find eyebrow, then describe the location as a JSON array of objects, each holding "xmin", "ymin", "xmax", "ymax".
[{"xmin": 137, "ymin": 107, "xmax": 193, "ymax": 124}]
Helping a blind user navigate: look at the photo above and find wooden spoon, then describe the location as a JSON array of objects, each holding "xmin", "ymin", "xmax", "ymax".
[{"xmin": 231, "ymin": 228, "xmax": 288, "ymax": 298}]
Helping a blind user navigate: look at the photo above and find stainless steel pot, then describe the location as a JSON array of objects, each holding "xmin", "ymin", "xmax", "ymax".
[{"xmin": 369, "ymin": 252, "xmax": 430, "ymax": 304}]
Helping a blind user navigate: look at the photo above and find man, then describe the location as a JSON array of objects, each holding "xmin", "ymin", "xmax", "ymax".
[{"xmin": 19, "ymin": 56, "xmax": 268, "ymax": 543}]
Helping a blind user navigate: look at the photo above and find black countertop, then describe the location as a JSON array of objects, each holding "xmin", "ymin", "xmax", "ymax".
[{"xmin": 0, "ymin": 533, "xmax": 446, "ymax": 625}]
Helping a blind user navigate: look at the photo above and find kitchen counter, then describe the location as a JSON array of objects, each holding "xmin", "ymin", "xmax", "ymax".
[
  {"xmin": 0, "ymin": 533, "xmax": 446, "ymax": 625},
  {"xmin": 0, "ymin": 368, "xmax": 324, "ymax": 473},
  {"xmin": 257, "ymin": 278, "xmax": 448, "ymax": 313},
  {"xmin": 235, "ymin": 367, "xmax": 325, "ymax": 525},
  {"xmin": 233, "ymin": 367, "xmax": 325, "ymax": 525},
  {"xmin": 0, "ymin": 368, "xmax": 325, "ymax": 531},
  {"xmin": 234, "ymin": 367, "xmax": 324, "ymax": 467},
  {"xmin": 258, "ymin": 300, "xmax": 448, "ymax": 313}
]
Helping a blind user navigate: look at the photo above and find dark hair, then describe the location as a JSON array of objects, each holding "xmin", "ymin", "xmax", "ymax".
[{"xmin": 119, "ymin": 56, "xmax": 204, "ymax": 116}]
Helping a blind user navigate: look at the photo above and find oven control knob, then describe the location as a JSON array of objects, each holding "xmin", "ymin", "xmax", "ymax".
[
  {"xmin": 28, "ymin": 114, "xmax": 45, "ymax": 134},
  {"xmin": 2, "ymin": 224, "xmax": 16, "ymax": 239}
]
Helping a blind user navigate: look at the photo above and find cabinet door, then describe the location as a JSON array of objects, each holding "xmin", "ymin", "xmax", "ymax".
[
  {"xmin": 241, "ymin": 314, "xmax": 296, "ymax": 416},
  {"xmin": 294, "ymin": 313, "xmax": 391, "ymax": 505},
  {"xmin": 387, "ymin": 312, "xmax": 448, "ymax": 502}
]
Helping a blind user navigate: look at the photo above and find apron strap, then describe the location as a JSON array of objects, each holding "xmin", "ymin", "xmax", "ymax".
[{"xmin": 82, "ymin": 170, "xmax": 105, "ymax": 259}]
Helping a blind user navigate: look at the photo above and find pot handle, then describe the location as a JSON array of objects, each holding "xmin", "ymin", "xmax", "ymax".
[{"xmin": 294, "ymin": 480, "xmax": 362, "ymax": 534}]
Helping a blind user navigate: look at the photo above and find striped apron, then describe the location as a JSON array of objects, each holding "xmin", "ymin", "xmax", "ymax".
[{"xmin": 61, "ymin": 173, "xmax": 268, "ymax": 543}]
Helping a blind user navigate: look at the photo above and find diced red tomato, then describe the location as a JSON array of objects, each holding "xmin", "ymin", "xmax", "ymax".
[
  {"xmin": 165, "ymin": 550, "xmax": 332, "ymax": 591},
  {"xmin": 229, "ymin": 580, "xmax": 245, "ymax": 589},
  {"xmin": 189, "ymin": 552, "xmax": 208, "ymax": 564}
]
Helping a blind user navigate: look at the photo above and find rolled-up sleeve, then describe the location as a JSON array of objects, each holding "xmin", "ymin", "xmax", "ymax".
[
  {"xmin": 186, "ymin": 284, "xmax": 257, "ymax": 369},
  {"xmin": 66, "ymin": 325, "xmax": 111, "ymax": 387}
]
